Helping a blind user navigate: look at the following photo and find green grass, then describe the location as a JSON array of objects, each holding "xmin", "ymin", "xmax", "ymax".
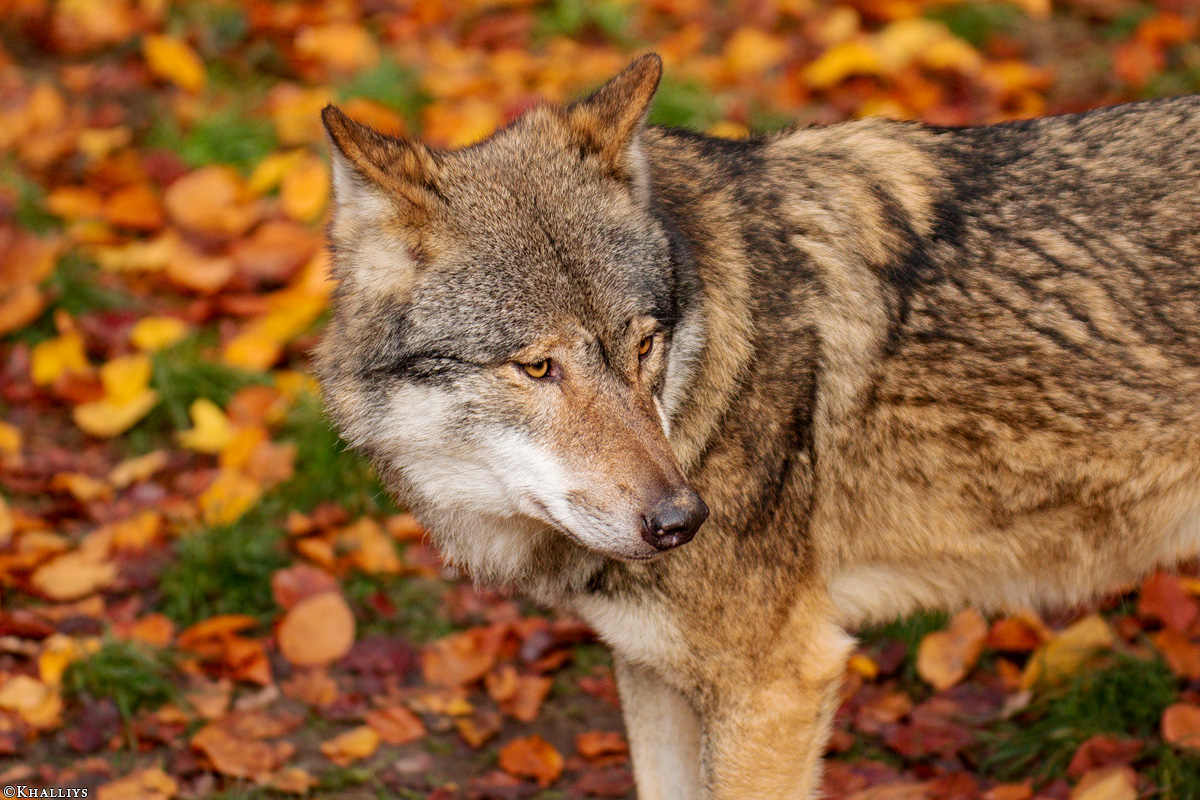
[
  {"xmin": 1103, "ymin": 4, "xmax": 1155, "ymax": 41},
  {"xmin": 648, "ymin": 77, "xmax": 723, "ymax": 131},
  {"xmin": 344, "ymin": 572, "xmax": 454, "ymax": 642},
  {"xmin": 978, "ymin": 653, "xmax": 1178, "ymax": 784},
  {"xmin": 146, "ymin": 102, "xmax": 277, "ymax": 172},
  {"xmin": 149, "ymin": 334, "xmax": 270, "ymax": 430},
  {"xmin": 926, "ymin": 2, "xmax": 1025, "ymax": 48},
  {"xmin": 157, "ymin": 510, "xmax": 289, "ymax": 626},
  {"xmin": 275, "ymin": 393, "xmax": 396, "ymax": 516},
  {"xmin": 2, "ymin": 167, "xmax": 57, "ymax": 235},
  {"xmin": 534, "ymin": 0, "xmax": 633, "ymax": 45},
  {"xmin": 8, "ymin": 254, "xmax": 139, "ymax": 346},
  {"xmin": 337, "ymin": 59, "xmax": 431, "ymax": 127},
  {"xmin": 64, "ymin": 640, "xmax": 177, "ymax": 723}
]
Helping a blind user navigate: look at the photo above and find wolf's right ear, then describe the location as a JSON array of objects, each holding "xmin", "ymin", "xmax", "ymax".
[
  {"xmin": 321, "ymin": 105, "xmax": 442, "ymax": 228},
  {"xmin": 559, "ymin": 54, "xmax": 662, "ymax": 191}
]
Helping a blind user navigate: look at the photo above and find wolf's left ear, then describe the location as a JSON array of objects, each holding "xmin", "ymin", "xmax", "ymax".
[{"xmin": 560, "ymin": 53, "xmax": 662, "ymax": 191}]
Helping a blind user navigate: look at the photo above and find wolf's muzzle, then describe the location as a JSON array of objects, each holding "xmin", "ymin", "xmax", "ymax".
[{"xmin": 640, "ymin": 488, "xmax": 709, "ymax": 551}]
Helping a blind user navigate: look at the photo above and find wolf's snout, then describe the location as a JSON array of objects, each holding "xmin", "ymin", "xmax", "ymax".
[{"xmin": 640, "ymin": 488, "xmax": 708, "ymax": 551}]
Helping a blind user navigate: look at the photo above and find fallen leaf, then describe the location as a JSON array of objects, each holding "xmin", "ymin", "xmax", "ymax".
[
  {"xmin": 277, "ymin": 591, "xmax": 356, "ymax": 667},
  {"xmin": 143, "ymin": 34, "xmax": 206, "ymax": 93},
  {"xmin": 1070, "ymin": 767, "xmax": 1137, "ymax": 800},
  {"xmin": 164, "ymin": 166, "xmax": 261, "ymax": 243},
  {"xmin": 280, "ymin": 154, "xmax": 329, "ymax": 223},
  {"xmin": 30, "ymin": 549, "xmax": 117, "ymax": 600},
  {"xmin": 498, "ymin": 735, "xmax": 564, "ymax": 787},
  {"xmin": 177, "ymin": 398, "xmax": 236, "ymax": 454},
  {"xmin": 267, "ymin": 767, "xmax": 319, "ymax": 795},
  {"xmin": 502, "ymin": 674, "xmax": 553, "ymax": 722},
  {"xmin": 31, "ymin": 329, "xmax": 89, "ymax": 386},
  {"xmin": 1163, "ymin": 703, "xmax": 1200, "ymax": 749},
  {"xmin": 0, "ymin": 674, "xmax": 62, "ymax": 729},
  {"xmin": 1022, "ymin": 614, "xmax": 1114, "ymax": 688},
  {"xmin": 576, "ymin": 731, "xmax": 629, "ymax": 761},
  {"xmin": 366, "ymin": 705, "xmax": 426, "ymax": 745},
  {"xmin": 129, "ymin": 316, "xmax": 189, "ymax": 352},
  {"xmin": 320, "ymin": 725, "xmax": 379, "ymax": 766},
  {"xmin": 95, "ymin": 767, "xmax": 178, "ymax": 800},
  {"xmin": 423, "ymin": 628, "xmax": 500, "ymax": 688},
  {"xmin": 1139, "ymin": 573, "xmax": 1199, "ymax": 632},
  {"xmin": 917, "ymin": 608, "xmax": 988, "ymax": 690},
  {"xmin": 192, "ymin": 722, "xmax": 295, "ymax": 779},
  {"xmin": 1153, "ymin": 628, "xmax": 1200, "ymax": 679},
  {"xmin": 456, "ymin": 710, "xmax": 502, "ymax": 748}
]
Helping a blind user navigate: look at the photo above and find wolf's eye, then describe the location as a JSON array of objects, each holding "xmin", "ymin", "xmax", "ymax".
[
  {"xmin": 522, "ymin": 360, "xmax": 551, "ymax": 379},
  {"xmin": 638, "ymin": 336, "xmax": 654, "ymax": 359}
]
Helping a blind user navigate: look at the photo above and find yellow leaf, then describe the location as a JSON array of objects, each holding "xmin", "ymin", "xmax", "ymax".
[
  {"xmin": 51, "ymin": 471, "xmax": 112, "ymax": 502},
  {"xmin": 222, "ymin": 330, "xmax": 283, "ymax": 371},
  {"xmin": 917, "ymin": 607, "xmax": 988, "ymax": 691},
  {"xmin": 707, "ymin": 121, "xmax": 750, "ymax": 139},
  {"xmin": 271, "ymin": 87, "xmax": 333, "ymax": 146},
  {"xmin": 921, "ymin": 37, "xmax": 983, "ymax": 74},
  {"xmin": 847, "ymin": 653, "xmax": 879, "ymax": 680},
  {"xmin": 0, "ymin": 674, "xmax": 62, "ymax": 729},
  {"xmin": 1022, "ymin": 614, "xmax": 1115, "ymax": 688},
  {"xmin": 143, "ymin": 34, "xmax": 206, "ymax": 93},
  {"xmin": 280, "ymin": 154, "xmax": 329, "ymax": 223},
  {"xmin": 875, "ymin": 19, "xmax": 950, "ymax": 72},
  {"xmin": 724, "ymin": 26, "xmax": 788, "ymax": 76},
  {"xmin": 247, "ymin": 150, "xmax": 306, "ymax": 196},
  {"xmin": 320, "ymin": 725, "xmax": 379, "ymax": 766},
  {"xmin": 0, "ymin": 420, "xmax": 22, "ymax": 456},
  {"xmin": 38, "ymin": 634, "xmax": 85, "ymax": 685},
  {"xmin": 804, "ymin": 39, "xmax": 883, "ymax": 90},
  {"xmin": 1071, "ymin": 768, "xmax": 1137, "ymax": 800},
  {"xmin": 99, "ymin": 353, "xmax": 154, "ymax": 404},
  {"xmin": 30, "ymin": 550, "xmax": 117, "ymax": 600},
  {"xmin": 31, "ymin": 330, "xmax": 89, "ymax": 386},
  {"xmin": 198, "ymin": 469, "xmax": 262, "ymax": 526},
  {"xmin": 130, "ymin": 315, "xmax": 189, "ymax": 352},
  {"xmin": 108, "ymin": 449, "xmax": 168, "ymax": 488},
  {"xmin": 178, "ymin": 398, "xmax": 237, "ymax": 454},
  {"xmin": 0, "ymin": 496, "xmax": 12, "ymax": 547},
  {"xmin": 74, "ymin": 389, "xmax": 160, "ymax": 438}
]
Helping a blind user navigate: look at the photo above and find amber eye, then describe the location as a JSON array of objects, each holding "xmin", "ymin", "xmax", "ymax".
[
  {"xmin": 638, "ymin": 336, "xmax": 654, "ymax": 359},
  {"xmin": 522, "ymin": 360, "xmax": 551, "ymax": 379}
]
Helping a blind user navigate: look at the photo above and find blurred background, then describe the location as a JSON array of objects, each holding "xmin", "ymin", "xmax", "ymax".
[{"xmin": 2, "ymin": 1, "xmax": 1200, "ymax": 799}]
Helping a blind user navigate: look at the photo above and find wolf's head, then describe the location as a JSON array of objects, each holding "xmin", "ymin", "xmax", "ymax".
[{"xmin": 316, "ymin": 55, "xmax": 709, "ymax": 581}]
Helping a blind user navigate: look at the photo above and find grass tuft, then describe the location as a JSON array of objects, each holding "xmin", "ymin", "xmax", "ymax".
[
  {"xmin": 64, "ymin": 639, "xmax": 176, "ymax": 722},
  {"xmin": 978, "ymin": 652, "xmax": 1177, "ymax": 784},
  {"xmin": 146, "ymin": 103, "xmax": 277, "ymax": 172},
  {"xmin": 337, "ymin": 59, "xmax": 431, "ymax": 126},
  {"xmin": 534, "ymin": 0, "xmax": 633, "ymax": 44},
  {"xmin": 926, "ymin": 2, "xmax": 1025, "ymax": 48},
  {"xmin": 150, "ymin": 334, "xmax": 270, "ymax": 431},
  {"xmin": 649, "ymin": 77, "xmax": 723, "ymax": 131},
  {"xmin": 157, "ymin": 511, "xmax": 289, "ymax": 626},
  {"xmin": 275, "ymin": 393, "xmax": 396, "ymax": 516}
]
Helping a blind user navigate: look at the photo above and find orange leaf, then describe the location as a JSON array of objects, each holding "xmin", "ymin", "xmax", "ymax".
[
  {"xmin": 1163, "ymin": 703, "xmax": 1200, "ymax": 749},
  {"xmin": 422, "ymin": 628, "xmax": 500, "ymax": 688},
  {"xmin": 1139, "ymin": 573, "xmax": 1199, "ymax": 632},
  {"xmin": 366, "ymin": 705, "xmax": 426, "ymax": 745},
  {"xmin": 95, "ymin": 767, "xmax": 178, "ymax": 800},
  {"xmin": 502, "ymin": 675, "xmax": 553, "ymax": 723},
  {"xmin": 164, "ymin": 166, "xmax": 261, "ymax": 244},
  {"xmin": 1070, "ymin": 767, "xmax": 1137, "ymax": 800},
  {"xmin": 498, "ymin": 735, "xmax": 564, "ymax": 787},
  {"xmin": 916, "ymin": 607, "xmax": 987, "ymax": 691},
  {"xmin": 276, "ymin": 591, "xmax": 356, "ymax": 667},
  {"xmin": 105, "ymin": 183, "xmax": 164, "ymax": 232},
  {"xmin": 192, "ymin": 722, "xmax": 294, "ymax": 779},
  {"xmin": 320, "ymin": 725, "xmax": 380, "ymax": 766},
  {"xmin": 575, "ymin": 731, "xmax": 629, "ymax": 761},
  {"xmin": 1153, "ymin": 628, "xmax": 1200, "ymax": 680},
  {"xmin": 280, "ymin": 154, "xmax": 329, "ymax": 223},
  {"xmin": 30, "ymin": 550, "xmax": 116, "ymax": 600}
]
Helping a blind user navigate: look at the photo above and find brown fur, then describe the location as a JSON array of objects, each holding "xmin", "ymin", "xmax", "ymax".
[{"xmin": 317, "ymin": 54, "xmax": 1200, "ymax": 798}]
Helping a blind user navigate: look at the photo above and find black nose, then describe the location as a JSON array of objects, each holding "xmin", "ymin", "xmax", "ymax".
[{"xmin": 640, "ymin": 488, "xmax": 709, "ymax": 552}]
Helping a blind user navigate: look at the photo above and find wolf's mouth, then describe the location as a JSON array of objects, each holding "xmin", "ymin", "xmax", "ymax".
[{"xmin": 523, "ymin": 496, "xmax": 658, "ymax": 560}]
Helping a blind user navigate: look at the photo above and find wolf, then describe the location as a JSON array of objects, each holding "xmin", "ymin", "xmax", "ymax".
[{"xmin": 316, "ymin": 53, "xmax": 1200, "ymax": 799}]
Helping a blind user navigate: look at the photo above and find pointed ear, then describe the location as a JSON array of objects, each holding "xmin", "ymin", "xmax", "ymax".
[
  {"xmin": 560, "ymin": 53, "xmax": 662, "ymax": 184},
  {"xmin": 321, "ymin": 105, "xmax": 442, "ymax": 226}
]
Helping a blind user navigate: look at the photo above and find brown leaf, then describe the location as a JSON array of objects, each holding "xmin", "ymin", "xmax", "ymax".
[
  {"xmin": 365, "ymin": 705, "xmax": 426, "ymax": 746},
  {"xmin": 271, "ymin": 564, "xmax": 339, "ymax": 611},
  {"xmin": 1153, "ymin": 628, "xmax": 1200, "ymax": 679},
  {"xmin": 1068, "ymin": 736, "xmax": 1143, "ymax": 779},
  {"xmin": 164, "ymin": 166, "xmax": 261, "ymax": 243},
  {"xmin": 456, "ymin": 710, "xmax": 502, "ymax": 748},
  {"xmin": 916, "ymin": 608, "xmax": 988, "ymax": 690},
  {"xmin": 498, "ymin": 735, "xmax": 564, "ymax": 787},
  {"xmin": 277, "ymin": 590, "xmax": 356, "ymax": 667},
  {"xmin": 191, "ymin": 722, "xmax": 295, "ymax": 779},
  {"xmin": 502, "ymin": 675, "xmax": 553, "ymax": 722}
]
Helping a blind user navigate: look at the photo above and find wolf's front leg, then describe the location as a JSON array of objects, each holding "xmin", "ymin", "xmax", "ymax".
[
  {"xmin": 699, "ymin": 614, "xmax": 853, "ymax": 800},
  {"xmin": 614, "ymin": 656, "xmax": 703, "ymax": 800}
]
